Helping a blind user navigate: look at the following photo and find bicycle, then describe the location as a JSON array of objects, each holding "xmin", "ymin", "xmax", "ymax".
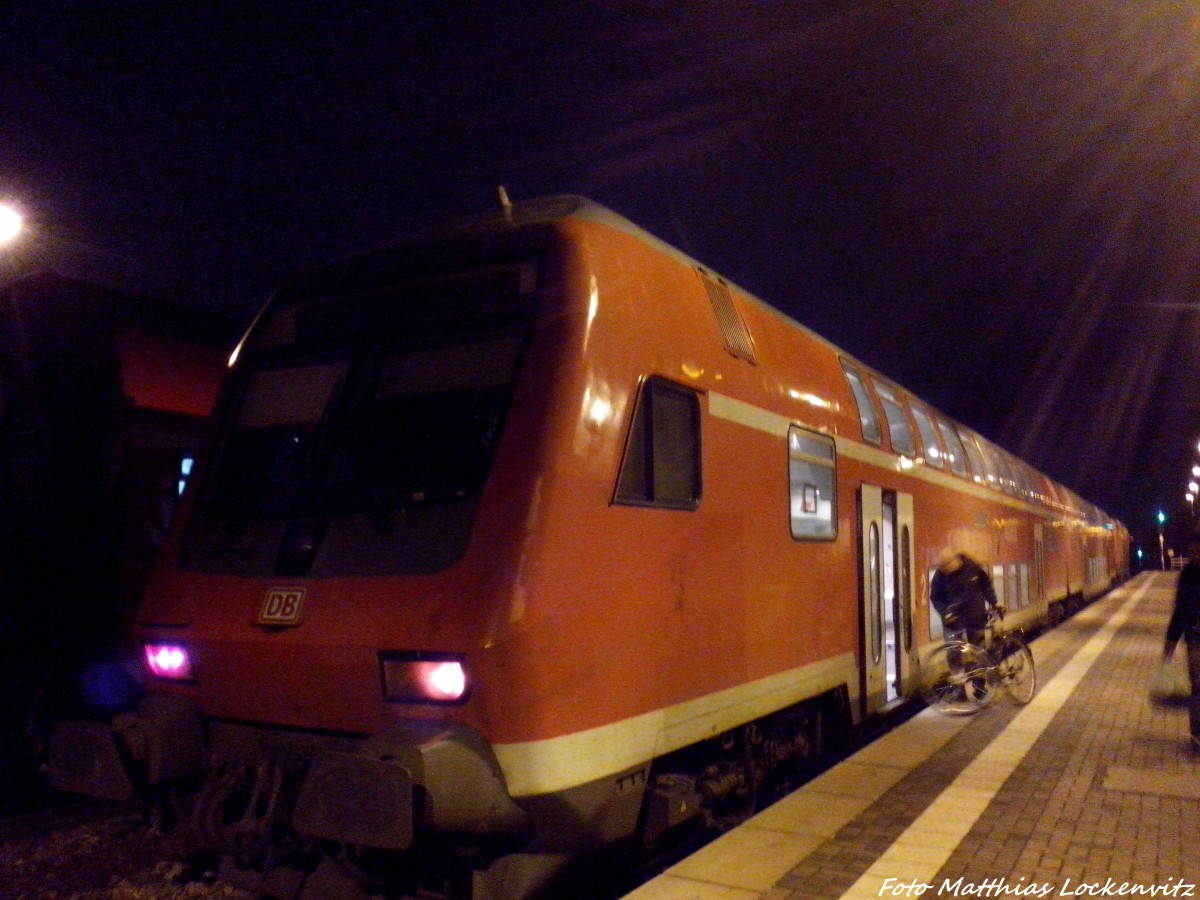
[{"xmin": 923, "ymin": 606, "xmax": 1037, "ymax": 715}]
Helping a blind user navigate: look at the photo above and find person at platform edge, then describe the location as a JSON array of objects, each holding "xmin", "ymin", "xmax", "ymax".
[
  {"xmin": 931, "ymin": 548, "xmax": 1000, "ymax": 646},
  {"xmin": 1163, "ymin": 532, "xmax": 1200, "ymax": 752}
]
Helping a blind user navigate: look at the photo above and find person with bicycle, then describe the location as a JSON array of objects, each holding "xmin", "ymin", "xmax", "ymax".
[
  {"xmin": 926, "ymin": 549, "xmax": 1036, "ymax": 712},
  {"xmin": 931, "ymin": 548, "xmax": 1002, "ymax": 645}
]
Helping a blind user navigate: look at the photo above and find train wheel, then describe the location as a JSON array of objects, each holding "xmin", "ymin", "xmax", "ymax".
[{"xmin": 923, "ymin": 642, "xmax": 996, "ymax": 715}]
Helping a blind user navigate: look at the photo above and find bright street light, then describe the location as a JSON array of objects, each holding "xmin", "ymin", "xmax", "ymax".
[{"xmin": 0, "ymin": 203, "xmax": 22, "ymax": 245}]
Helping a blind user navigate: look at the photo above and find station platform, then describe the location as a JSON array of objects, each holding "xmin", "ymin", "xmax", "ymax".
[{"xmin": 625, "ymin": 572, "xmax": 1199, "ymax": 900}]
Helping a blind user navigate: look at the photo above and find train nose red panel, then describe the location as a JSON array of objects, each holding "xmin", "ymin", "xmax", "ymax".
[{"xmin": 152, "ymin": 634, "xmax": 388, "ymax": 733}]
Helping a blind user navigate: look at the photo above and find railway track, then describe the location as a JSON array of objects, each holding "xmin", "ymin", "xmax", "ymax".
[
  {"xmin": 0, "ymin": 796, "xmax": 248, "ymax": 899},
  {"xmin": 0, "ymin": 698, "xmax": 929, "ymax": 900}
]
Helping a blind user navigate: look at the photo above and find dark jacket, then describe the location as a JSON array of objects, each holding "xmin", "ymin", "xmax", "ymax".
[
  {"xmin": 1165, "ymin": 557, "xmax": 1200, "ymax": 651},
  {"xmin": 931, "ymin": 554, "xmax": 998, "ymax": 631}
]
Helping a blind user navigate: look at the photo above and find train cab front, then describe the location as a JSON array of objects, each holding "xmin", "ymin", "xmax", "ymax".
[{"xmin": 46, "ymin": 224, "xmax": 578, "ymax": 896}]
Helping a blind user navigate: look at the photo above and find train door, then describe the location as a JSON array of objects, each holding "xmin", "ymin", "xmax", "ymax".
[
  {"xmin": 891, "ymin": 492, "xmax": 917, "ymax": 701},
  {"xmin": 859, "ymin": 485, "xmax": 886, "ymax": 715},
  {"xmin": 860, "ymin": 485, "xmax": 915, "ymax": 716},
  {"xmin": 1033, "ymin": 525, "xmax": 1046, "ymax": 608}
]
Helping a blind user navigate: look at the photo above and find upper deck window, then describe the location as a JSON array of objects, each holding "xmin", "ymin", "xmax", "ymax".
[
  {"xmin": 935, "ymin": 416, "xmax": 969, "ymax": 477},
  {"xmin": 908, "ymin": 404, "xmax": 943, "ymax": 469},
  {"xmin": 971, "ymin": 434, "xmax": 1005, "ymax": 491},
  {"xmin": 1012, "ymin": 458, "xmax": 1039, "ymax": 501},
  {"xmin": 614, "ymin": 378, "xmax": 701, "ymax": 510},
  {"xmin": 873, "ymin": 380, "xmax": 916, "ymax": 456},
  {"xmin": 992, "ymin": 450, "xmax": 1019, "ymax": 495},
  {"xmin": 956, "ymin": 427, "xmax": 987, "ymax": 484},
  {"xmin": 840, "ymin": 361, "xmax": 882, "ymax": 446}
]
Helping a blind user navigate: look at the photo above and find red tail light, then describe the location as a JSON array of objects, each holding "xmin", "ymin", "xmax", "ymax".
[
  {"xmin": 380, "ymin": 654, "xmax": 469, "ymax": 705},
  {"xmin": 143, "ymin": 642, "xmax": 195, "ymax": 682}
]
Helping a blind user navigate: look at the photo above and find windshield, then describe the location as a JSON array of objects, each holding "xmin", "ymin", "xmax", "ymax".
[
  {"xmin": 184, "ymin": 257, "xmax": 541, "ymax": 577},
  {"xmin": 204, "ymin": 331, "xmax": 525, "ymax": 518}
]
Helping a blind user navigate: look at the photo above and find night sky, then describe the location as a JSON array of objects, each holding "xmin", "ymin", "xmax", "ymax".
[{"xmin": 3, "ymin": 1, "xmax": 1199, "ymax": 555}]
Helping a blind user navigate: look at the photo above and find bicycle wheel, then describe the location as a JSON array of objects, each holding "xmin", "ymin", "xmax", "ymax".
[
  {"xmin": 924, "ymin": 641, "xmax": 996, "ymax": 715},
  {"xmin": 995, "ymin": 633, "xmax": 1036, "ymax": 705}
]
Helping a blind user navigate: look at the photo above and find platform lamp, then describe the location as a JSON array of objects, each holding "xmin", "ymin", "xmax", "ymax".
[
  {"xmin": 0, "ymin": 202, "xmax": 24, "ymax": 285},
  {"xmin": 1157, "ymin": 510, "xmax": 1167, "ymax": 570},
  {"xmin": 1189, "ymin": 482, "xmax": 1199, "ymax": 531},
  {"xmin": 0, "ymin": 203, "xmax": 21, "ymax": 245}
]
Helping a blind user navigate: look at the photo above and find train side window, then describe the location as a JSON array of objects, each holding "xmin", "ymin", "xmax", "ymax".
[
  {"xmin": 928, "ymin": 565, "xmax": 944, "ymax": 640},
  {"xmin": 1020, "ymin": 462, "xmax": 1044, "ymax": 502},
  {"xmin": 956, "ymin": 427, "xmax": 987, "ymax": 485},
  {"xmin": 1012, "ymin": 460, "xmax": 1035, "ymax": 501},
  {"xmin": 908, "ymin": 404, "xmax": 943, "ymax": 469},
  {"xmin": 873, "ymin": 381, "xmax": 916, "ymax": 456},
  {"xmin": 178, "ymin": 454, "xmax": 196, "ymax": 497},
  {"xmin": 614, "ymin": 378, "xmax": 701, "ymax": 509},
  {"xmin": 1042, "ymin": 479, "xmax": 1063, "ymax": 509},
  {"xmin": 993, "ymin": 451, "xmax": 1019, "ymax": 496},
  {"xmin": 935, "ymin": 416, "xmax": 968, "ymax": 477},
  {"xmin": 991, "ymin": 565, "xmax": 1007, "ymax": 606},
  {"xmin": 972, "ymin": 435, "xmax": 1003, "ymax": 491},
  {"xmin": 1015, "ymin": 460, "xmax": 1035, "ymax": 498},
  {"xmin": 840, "ymin": 361, "xmax": 882, "ymax": 445},
  {"xmin": 788, "ymin": 426, "xmax": 836, "ymax": 540}
]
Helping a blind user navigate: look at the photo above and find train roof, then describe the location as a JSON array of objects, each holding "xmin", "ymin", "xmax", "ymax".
[{"xmin": 269, "ymin": 194, "xmax": 1125, "ymax": 533}]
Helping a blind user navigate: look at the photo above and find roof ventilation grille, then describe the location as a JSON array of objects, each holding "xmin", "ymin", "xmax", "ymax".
[{"xmin": 697, "ymin": 269, "xmax": 757, "ymax": 364}]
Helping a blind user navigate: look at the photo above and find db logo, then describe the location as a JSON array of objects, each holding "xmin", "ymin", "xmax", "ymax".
[{"xmin": 259, "ymin": 587, "xmax": 306, "ymax": 626}]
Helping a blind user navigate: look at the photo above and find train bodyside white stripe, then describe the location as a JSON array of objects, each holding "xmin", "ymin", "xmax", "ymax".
[
  {"xmin": 493, "ymin": 652, "xmax": 855, "ymax": 798},
  {"xmin": 707, "ymin": 390, "xmax": 1047, "ymax": 514}
]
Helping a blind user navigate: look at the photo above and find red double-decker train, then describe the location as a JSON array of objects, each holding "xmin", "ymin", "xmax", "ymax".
[
  {"xmin": 48, "ymin": 197, "xmax": 1127, "ymax": 898},
  {"xmin": 0, "ymin": 271, "xmax": 231, "ymax": 812}
]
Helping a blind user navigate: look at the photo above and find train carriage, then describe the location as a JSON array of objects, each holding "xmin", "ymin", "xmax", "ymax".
[
  {"xmin": 47, "ymin": 196, "xmax": 1128, "ymax": 899},
  {"xmin": 0, "ymin": 272, "xmax": 230, "ymax": 813}
]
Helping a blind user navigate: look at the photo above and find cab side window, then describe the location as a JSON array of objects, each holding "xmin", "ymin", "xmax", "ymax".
[
  {"xmin": 840, "ymin": 361, "xmax": 882, "ymax": 445},
  {"xmin": 614, "ymin": 378, "xmax": 701, "ymax": 509}
]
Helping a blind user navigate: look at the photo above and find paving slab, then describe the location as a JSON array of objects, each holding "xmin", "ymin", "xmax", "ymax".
[{"xmin": 627, "ymin": 573, "xmax": 1200, "ymax": 900}]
